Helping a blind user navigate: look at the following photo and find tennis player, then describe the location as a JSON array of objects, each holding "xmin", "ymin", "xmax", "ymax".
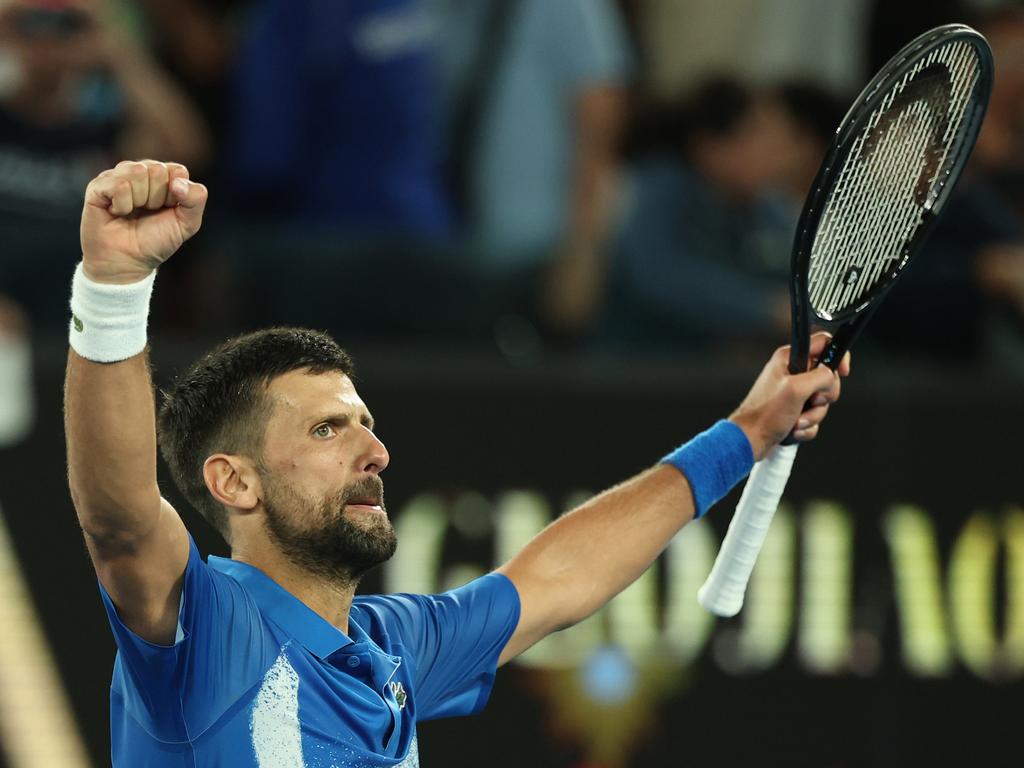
[{"xmin": 65, "ymin": 161, "xmax": 848, "ymax": 766}]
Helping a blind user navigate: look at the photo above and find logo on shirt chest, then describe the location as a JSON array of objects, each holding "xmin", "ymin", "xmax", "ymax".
[{"xmin": 389, "ymin": 681, "xmax": 407, "ymax": 710}]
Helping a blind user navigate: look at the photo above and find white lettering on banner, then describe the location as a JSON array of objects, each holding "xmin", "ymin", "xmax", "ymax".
[
  {"xmin": 799, "ymin": 502, "xmax": 854, "ymax": 673},
  {"xmin": 884, "ymin": 506, "xmax": 954, "ymax": 676},
  {"xmin": 385, "ymin": 492, "xmax": 1024, "ymax": 680},
  {"xmin": 948, "ymin": 509, "xmax": 1024, "ymax": 680},
  {"xmin": 715, "ymin": 507, "xmax": 795, "ymax": 674}
]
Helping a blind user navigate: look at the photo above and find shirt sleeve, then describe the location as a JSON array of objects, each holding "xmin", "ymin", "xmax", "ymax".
[
  {"xmin": 97, "ymin": 533, "xmax": 274, "ymax": 742},
  {"xmin": 356, "ymin": 573, "xmax": 521, "ymax": 721}
]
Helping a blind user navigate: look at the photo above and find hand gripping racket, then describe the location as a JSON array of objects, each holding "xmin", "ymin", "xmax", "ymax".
[{"xmin": 698, "ymin": 24, "xmax": 993, "ymax": 617}]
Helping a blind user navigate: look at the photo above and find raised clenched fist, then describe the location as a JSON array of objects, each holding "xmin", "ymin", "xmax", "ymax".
[{"xmin": 80, "ymin": 160, "xmax": 208, "ymax": 285}]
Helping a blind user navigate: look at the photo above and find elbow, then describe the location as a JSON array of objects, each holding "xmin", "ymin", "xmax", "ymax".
[{"xmin": 69, "ymin": 482, "xmax": 162, "ymax": 544}]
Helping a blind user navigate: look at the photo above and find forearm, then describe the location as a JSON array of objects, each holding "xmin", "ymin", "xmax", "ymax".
[
  {"xmin": 499, "ymin": 342, "xmax": 847, "ymax": 663},
  {"xmin": 64, "ymin": 348, "xmax": 162, "ymax": 540},
  {"xmin": 501, "ymin": 463, "xmax": 693, "ymax": 629}
]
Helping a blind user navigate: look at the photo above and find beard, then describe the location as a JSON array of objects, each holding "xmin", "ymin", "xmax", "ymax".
[{"xmin": 260, "ymin": 471, "xmax": 397, "ymax": 586}]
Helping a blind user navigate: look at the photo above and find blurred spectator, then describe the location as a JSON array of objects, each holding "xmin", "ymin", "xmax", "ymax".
[
  {"xmin": 965, "ymin": 6, "xmax": 1024, "ymax": 371},
  {"xmin": 866, "ymin": 4, "xmax": 1024, "ymax": 365},
  {"xmin": 860, "ymin": 179, "xmax": 1023, "ymax": 363},
  {"xmin": 599, "ymin": 78, "xmax": 841, "ymax": 354},
  {"xmin": 0, "ymin": 0, "xmax": 210, "ymax": 328},
  {"xmin": 0, "ymin": 0, "xmax": 210, "ymax": 214},
  {"xmin": 227, "ymin": 0, "xmax": 451, "ymax": 238},
  {"xmin": 972, "ymin": 6, "xmax": 1024, "ymax": 216},
  {"xmin": 223, "ymin": 0, "xmax": 630, "ymax": 350},
  {"xmin": 138, "ymin": 0, "xmax": 247, "ymax": 185},
  {"xmin": 437, "ymin": 0, "xmax": 632, "ymax": 337},
  {"xmin": 220, "ymin": 0, "xmax": 478, "ymax": 347}
]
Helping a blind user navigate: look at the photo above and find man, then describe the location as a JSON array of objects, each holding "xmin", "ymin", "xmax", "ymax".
[{"xmin": 65, "ymin": 160, "xmax": 848, "ymax": 766}]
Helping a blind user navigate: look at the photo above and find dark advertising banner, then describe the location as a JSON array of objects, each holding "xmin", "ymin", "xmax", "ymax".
[{"xmin": 1, "ymin": 342, "xmax": 1020, "ymax": 767}]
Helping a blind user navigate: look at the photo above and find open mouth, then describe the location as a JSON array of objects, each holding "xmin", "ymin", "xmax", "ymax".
[
  {"xmin": 344, "ymin": 476, "xmax": 386, "ymax": 513},
  {"xmin": 345, "ymin": 497, "xmax": 385, "ymax": 513}
]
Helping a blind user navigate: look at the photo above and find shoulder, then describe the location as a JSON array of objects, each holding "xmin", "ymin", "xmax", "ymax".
[{"xmin": 353, "ymin": 573, "xmax": 521, "ymax": 638}]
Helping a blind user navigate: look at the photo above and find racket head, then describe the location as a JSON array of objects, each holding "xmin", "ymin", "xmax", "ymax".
[{"xmin": 788, "ymin": 24, "xmax": 994, "ymax": 373}]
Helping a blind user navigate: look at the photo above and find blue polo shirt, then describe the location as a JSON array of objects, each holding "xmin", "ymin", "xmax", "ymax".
[{"xmin": 98, "ymin": 534, "xmax": 520, "ymax": 766}]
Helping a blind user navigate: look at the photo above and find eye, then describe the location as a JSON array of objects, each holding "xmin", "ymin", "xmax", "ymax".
[{"xmin": 313, "ymin": 423, "xmax": 335, "ymax": 439}]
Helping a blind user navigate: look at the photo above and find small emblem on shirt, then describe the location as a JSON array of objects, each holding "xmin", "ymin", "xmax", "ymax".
[
  {"xmin": 72, "ymin": 314, "xmax": 83, "ymax": 332},
  {"xmin": 390, "ymin": 681, "xmax": 407, "ymax": 709}
]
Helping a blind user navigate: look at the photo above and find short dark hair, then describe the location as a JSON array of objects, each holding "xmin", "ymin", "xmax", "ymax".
[{"xmin": 157, "ymin": 327, "xmax": 354, "ymax": 541}]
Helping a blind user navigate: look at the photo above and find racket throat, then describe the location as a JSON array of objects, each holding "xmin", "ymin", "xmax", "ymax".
[{"xmin": 821, "ymin": 310, "xmax": 873, "ymax": 370}]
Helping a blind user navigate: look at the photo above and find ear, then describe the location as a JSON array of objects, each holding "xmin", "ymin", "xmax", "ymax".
[{"xmin": 202, "ymin": 453, "xmax": 262, "ymax": 512}]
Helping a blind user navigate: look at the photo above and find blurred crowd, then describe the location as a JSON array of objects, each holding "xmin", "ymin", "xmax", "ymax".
[{"xmin": 0, "ymin": 0, "xmax": 1022, "ymax": 370}]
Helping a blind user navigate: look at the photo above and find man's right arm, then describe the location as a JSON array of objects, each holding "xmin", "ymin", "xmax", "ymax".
[{"xmin": 64, "ymin": 161, "xmax": 207, "ymax": 645}]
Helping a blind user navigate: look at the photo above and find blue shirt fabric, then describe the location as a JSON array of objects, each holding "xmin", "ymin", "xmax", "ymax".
[{"xmin": 98, "ymin": 534, "xmax": 520, "ymax": 767}]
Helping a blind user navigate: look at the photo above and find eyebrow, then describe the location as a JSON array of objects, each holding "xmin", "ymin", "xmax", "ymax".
[{"xmin": 310, "ymin": 411, "xmax": 376, "ymax": 431}]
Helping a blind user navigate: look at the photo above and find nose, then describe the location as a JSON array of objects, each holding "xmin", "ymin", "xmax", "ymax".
[{"xmin": 358, "ymin": 424, "xmax": 389, "ymax": 474}]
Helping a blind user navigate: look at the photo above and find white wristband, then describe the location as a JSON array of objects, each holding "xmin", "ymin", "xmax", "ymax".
[{"xmin": 69, "ymin": 263, "xmax": 156, "ymax": 363}]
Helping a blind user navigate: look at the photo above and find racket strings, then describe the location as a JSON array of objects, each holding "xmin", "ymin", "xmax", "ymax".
[
  {"xmin": 851, "ymin": 43, "xmax": 978, "ymax": 306},
  {"xmin": 807, "ymin": 40, "xmax": 981, "ymax": 318},
  {"xmin": 813, "ymin": 47, "xmax": 961, "ymax": 312},
  {"xmin": 812, "ymin": 44, "xmax": 971, "ymax": 314}
]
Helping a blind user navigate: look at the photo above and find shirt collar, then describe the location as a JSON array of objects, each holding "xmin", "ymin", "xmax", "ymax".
[{"xmin": 208, "ymin": 556, "xmax": 361, "ymax": 660}]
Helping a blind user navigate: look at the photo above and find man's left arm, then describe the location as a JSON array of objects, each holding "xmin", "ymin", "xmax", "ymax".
[{"xmin": 496, "ymin": 334, "xmax": 850, "ymax": 664}]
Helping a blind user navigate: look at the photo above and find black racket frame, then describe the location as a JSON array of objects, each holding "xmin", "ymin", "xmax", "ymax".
[{"xmin": 788, "ymin": 23, "xmax": 994, "ymax": 375}]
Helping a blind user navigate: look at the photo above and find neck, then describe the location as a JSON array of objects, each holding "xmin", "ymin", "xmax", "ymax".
[{"xmin": 232, "ymin": 544, "xmax": 357, "ymax": 635}]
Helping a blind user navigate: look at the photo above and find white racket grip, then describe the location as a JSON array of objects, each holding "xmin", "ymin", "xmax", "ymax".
[{"xmin": 697, "ymin": 442, "xmax": 799, "ymax": 617}]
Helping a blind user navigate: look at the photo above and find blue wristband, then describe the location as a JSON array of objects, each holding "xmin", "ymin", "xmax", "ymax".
[{"xmin": 660, "ymin": 420, "xmax": 754, "ymax": 518}]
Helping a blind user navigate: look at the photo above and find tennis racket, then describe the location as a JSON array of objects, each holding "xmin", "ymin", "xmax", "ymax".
[{"xmin": 698, "ymin": 24, "xmax": 994, "ymax": 617}]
